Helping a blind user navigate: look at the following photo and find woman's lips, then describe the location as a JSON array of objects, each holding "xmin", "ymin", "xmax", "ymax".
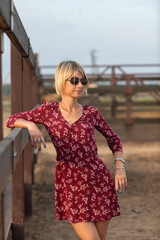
[{"xmin": 75, "ymin": 90, "xmax": 82, "ymax": 93}]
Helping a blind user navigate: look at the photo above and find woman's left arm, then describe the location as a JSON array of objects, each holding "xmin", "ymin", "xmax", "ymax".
[{"xmin": 93, "ymin": 107, "xmax": 127, "ymax": 193}]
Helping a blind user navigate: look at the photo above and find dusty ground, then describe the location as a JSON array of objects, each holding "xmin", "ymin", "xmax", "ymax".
[{"xmin": 4, "ymin": 102, "xmax": 160, "ymax": 240}]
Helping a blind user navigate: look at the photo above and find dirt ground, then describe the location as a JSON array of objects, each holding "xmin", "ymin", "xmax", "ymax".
[{"xmin": 4, "ymin": 103, "xmax": 160, "ymax": 240}]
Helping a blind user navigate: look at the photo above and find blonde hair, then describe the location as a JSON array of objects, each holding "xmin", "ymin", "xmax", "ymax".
[{"xmin": 55, "ymin": 60, "xmax": 89, "ymax": 96}]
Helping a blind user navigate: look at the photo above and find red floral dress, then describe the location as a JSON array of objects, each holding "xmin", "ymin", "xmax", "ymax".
[{"xmin": 6, "ymin": 101, "xmax": 123, "ymax": 223}]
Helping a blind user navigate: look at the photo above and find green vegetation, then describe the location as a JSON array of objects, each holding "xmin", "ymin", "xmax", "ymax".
[
  {"xmin": 132, "ymin": 94, "xmax": 156, "ymax": 102},
  {"xmin": 3, "ymin": 84, "xmax": 10, "ymax": 95},
  {"xmin": 100, "ymin": 93, "xmax": 157, "ymax": 104},
  {"xmin": 100, "ymin": 94, "xmax": 126, "ymax": 103},
  {"xmin": 2, "ymin": 85, "xmax": 10, "ymax": 108}
]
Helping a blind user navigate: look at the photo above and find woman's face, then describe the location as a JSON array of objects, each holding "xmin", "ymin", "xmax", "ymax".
[{"xmin": 62, "ymin": 71, "xmax": 87, "ymax": 98}]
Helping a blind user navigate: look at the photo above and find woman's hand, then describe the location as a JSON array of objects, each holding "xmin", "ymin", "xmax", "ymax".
[
  {"xmin": 27, "ymin": 122, "xmax": 46, "ymax": 151},
  {"xmin": 13, "ymin": 119, "xmax": 46, "ymax": 150},
  {"xmin": 114, "ymin": 162, "xmax": 127, "ymax": 194}
]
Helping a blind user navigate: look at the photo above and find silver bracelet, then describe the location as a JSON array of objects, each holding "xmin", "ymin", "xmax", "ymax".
[
  {"xmin": 114, "ymin": 167, "xmax": 125, "ymax": 170},
  {"xmin": 114, "ymin": 157, "xmax": 125, "ymax": 164}
]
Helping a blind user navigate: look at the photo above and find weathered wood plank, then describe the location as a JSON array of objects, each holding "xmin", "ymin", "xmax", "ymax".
[
  {"xmin": 1, "ymin": 3, "xmax": 37, "ymax": 69},
  {"xmin": 0, "ymin": 193, "xmax": 4, "ymax": 240},
  {"xmin": 11, "ymin": 42, "xmax": 23, "ymax": 113},
  {"xmin": 42, "ymin": 85, "xmax": 160, "ymax": 95},
  {"xmin": 40, "ymin": 64, "xmax": 160, "ymax": 69},
  {"xmin": 0, "ymin": 139, "xmax": 12, "ymax": 195},
  {"xmin": 0, "ymin": 0, "xmax": 10, "ymax": 29},
  {"xmin": 23, "ymin": 59, "xmax": 33, "ymax": 216},
  {"xmin": 24, "ymin": 143, "xmax": 33, "ymax": 216},
  {"xmin": 31, "ymin": 74, "xmax": 39, "ymax": 108},
  {"xmin": 28, "ymin": 45, "xmax": 35, "ymax": 69},
  {"xmin": 40, "ymin": 72, "xmax": 160, "ymax": 82},
  {"xmin": 23, "ymin": 58, "xmax": 31, "ymax": 110},
  {"xmin": 6, "ymin": 128, "xmax": 29, "ymax": 171},
  {"xmin": 41, "ymin": 77, "xmax": 160, "ymax": 84},
  {"xmin": 7, "ymin": 4, "xmax": 29, "ymax": 57},
  {"xmin": 4, "ymin": 181, "xmax": 12, "ymax": 240},
  {"xmin": 0, "ymin": 32, "xmax": 3, "ymax": 141},
  {"xmin": 89, "ymin": 85, "xmax": 160, "ymax": 94},
  {"xmin": 12, "ymin": 153, "xmax": 24, "ymax": 240},
  {"xmin": 93, "ymin": 101, "xmax": 160, "ymax": 106},
  {"xmin": 106, "ymin": 118, "xmax": 160, "ymax": 124}
]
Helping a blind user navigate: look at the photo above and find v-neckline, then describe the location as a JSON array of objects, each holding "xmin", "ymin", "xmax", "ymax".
[{"xmin": 57, "ymin": 101, "xmax": 84, "ymax": 126}]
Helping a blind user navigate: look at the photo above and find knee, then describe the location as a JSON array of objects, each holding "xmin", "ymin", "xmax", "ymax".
[
  {"xmin": 99, "ymin": 237, "xmax": 107, "ymax": 240},
  {"xmin": 98, "ymin": 233, "xmax": 108, "ymax": 240},
  {"xmin": 80, "ymin": 235, "xmax": 101, "ymax": 240},
  {"xmin": 81, "ymin": 237, "xmax": 100, "ymax": 240}
]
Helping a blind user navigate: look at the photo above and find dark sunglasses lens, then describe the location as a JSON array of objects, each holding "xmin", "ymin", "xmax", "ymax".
[
  {"xmin": 70, "ymin": 77, "xmax": 79, "ymax": 85},
  {"xmin": 81, "ymin": 77, "xmax": 88, "ymax": 85}
]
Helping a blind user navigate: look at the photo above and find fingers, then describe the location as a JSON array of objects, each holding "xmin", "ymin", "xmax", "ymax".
[
  {"xmin": 29, "ymin": 131, "xmax": 46, "ymax": 150},
  {"xmin": 115, "ymin": 169, "xmax": 127, "ymax": 194},
  {"xmin": 115, "ymin": 178, "xmax": 119, "ymax": 193},
  {"xmin": 30, "ymin": 134, "xmax": 34, "ymax": 148},
  {"xmin": 37, "ymin": 137, "xmax": 42, "ymax": 151},
  {"xmin": 118, "ymin": 179, "xmax": 125, "ymax": 193},
  {"xmin": 36, "ymin": 136, "xmax": 47, "ymax": 151},
  {"xmin": 40, "ymin": 135, "xmax": 47, "ymax": 149}
]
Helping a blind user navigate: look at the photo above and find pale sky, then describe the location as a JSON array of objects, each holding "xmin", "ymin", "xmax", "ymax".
[{"xmin": 2, "ymin": 0, "xmax": 160, "ymax": 83}]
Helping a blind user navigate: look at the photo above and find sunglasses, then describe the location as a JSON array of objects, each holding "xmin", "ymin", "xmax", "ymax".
[{"xmin": 66, "ymin": 77, "xmax": 88, "ymax": 85}]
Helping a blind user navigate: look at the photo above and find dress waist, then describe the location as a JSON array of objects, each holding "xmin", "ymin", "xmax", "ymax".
[{"xmin": 56, "ymin": 150, "xmax": 97, "ymax": 162}]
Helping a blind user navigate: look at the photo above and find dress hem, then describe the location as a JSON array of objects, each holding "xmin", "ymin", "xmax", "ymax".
[{"xmin": 56, "ymin": 212, "xmax": 121, "ymax": 223}]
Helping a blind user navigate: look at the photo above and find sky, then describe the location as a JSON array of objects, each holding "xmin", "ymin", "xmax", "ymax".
[{"xmin": 2, "ymin": 0, "xmax": 160, "ymax": 83}]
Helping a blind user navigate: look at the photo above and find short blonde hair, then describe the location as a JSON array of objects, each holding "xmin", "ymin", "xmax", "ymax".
[{"xmin": 55, "ymin": 60, "xmax": 89, "ymax": 96}]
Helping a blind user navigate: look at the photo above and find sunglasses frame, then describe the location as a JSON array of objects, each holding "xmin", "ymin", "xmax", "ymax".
[{"xmin": 65, "ymin": 76, "xmax": 88, "ymax": 85}]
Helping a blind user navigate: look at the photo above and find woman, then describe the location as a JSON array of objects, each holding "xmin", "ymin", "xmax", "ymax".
[{"xmin": 6, "ymin": 60, "xmax": 127, "ymax": 240}]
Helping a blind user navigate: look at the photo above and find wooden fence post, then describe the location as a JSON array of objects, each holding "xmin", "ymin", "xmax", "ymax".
[
  {"xmin": 11, "ymin": 154, "xmax": 24, "ymax": 240},
  {"xmin": 124, "ymin": 74, "xmax": 134, "ymax": 126},
  {"xmin": 23, "ymin": 58, "xmax": 33, "ymax": 216},
  {"xmin": 0, "ymin": 193, "xmax": 4, "ymax": 240},
  {"xmin": 110, "ymin": 66, "xmax": 117, "ymax": 117},
  {"xmin": 0, "ymin": 29, "xmax": 4, "ymax": 240},
  {"xmin": 0, "ymin": 31, "xmax": 4, "ymax": 141},
  {"xmin": 11, "ymin": 42, "xmax": 25, "ymax": 240}
]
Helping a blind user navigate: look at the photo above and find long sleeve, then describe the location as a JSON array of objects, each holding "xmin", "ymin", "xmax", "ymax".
[
  {"xmin": 93, "ymin": 107, "xmax": 123, "ymax": 154},
  {"xmin": 6, "ymin": 101, "xmax": 47, "ymax": 128}
]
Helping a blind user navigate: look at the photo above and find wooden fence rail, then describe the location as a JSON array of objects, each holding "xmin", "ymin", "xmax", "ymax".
[
  {"xmin": 39, "ymin": 64, "xmax": 160, "ymax": 126},
  {"xmin": 0, "ymin": 128, "xmax": 30, "ymax": 239},
  {"xmin": 0, "ymin": 1, "xmax": 41, "ymax": 240}
]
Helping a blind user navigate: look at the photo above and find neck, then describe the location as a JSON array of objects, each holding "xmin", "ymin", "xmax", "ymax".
[{"xmin": 59, "ymin": 95, "xmax": 80, "ymax": 112}]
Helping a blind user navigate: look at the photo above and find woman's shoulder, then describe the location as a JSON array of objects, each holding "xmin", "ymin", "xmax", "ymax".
[
  {"xmin": 37, "ymin": 101, "xmax": 58, "ymax": 114},
  {"xmin": 41, "ymin": 101, "xmax": 58, "ymax": 108},
  {"xmin": 83, "ymin": 104, "xmax": 98, "ymax": 113}
]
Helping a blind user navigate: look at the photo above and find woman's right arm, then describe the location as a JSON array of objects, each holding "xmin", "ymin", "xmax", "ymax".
[
  {"xmin": 13, "ymin": 119, "xmax": 46, "ymax": 150},
  {"xmin": 6, "ymin": 101, "xmax": 48, "ymax": 150}
]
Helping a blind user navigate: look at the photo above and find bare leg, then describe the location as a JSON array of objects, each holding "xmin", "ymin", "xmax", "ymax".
[
  {"xmin": 71, "ymin": 221, "xmax": 101, "ymax": 240},
  {"xmin": 94, "ymin": 220, "xmax": 111, "ymax": 240}
]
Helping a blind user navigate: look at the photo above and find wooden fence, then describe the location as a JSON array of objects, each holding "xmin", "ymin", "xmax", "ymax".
[
  {"xmin": 0, "ymin": 1, "xmax": 40, "ymax": 239},
  {"xmin": 0, "ymin": 1, "xmax": 160, "ymax": 239},
  {"xmin": 40, "ymin": 64, "xmax": 160, "ymax": 126}
]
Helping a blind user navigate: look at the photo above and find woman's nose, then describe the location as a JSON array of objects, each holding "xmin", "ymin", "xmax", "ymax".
[{"xmin": 77, "ymin": 80, "xmax": 83, "ymax": 87}]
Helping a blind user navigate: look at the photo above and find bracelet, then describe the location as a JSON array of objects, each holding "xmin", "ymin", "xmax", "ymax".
[
  {"xmin": 114, "ymin": 167, "xmax": 125, "ymax": 170},
  {"xmin": 114, "ymin": 157, "xmax": 125, "ymax": 164}
]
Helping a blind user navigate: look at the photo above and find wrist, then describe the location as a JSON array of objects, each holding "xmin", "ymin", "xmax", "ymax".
[
  {"xmin": 26, "ymin": 121, "xmax": 35, "ymax": 129},
  {"xmin": 114, "ymin": 157, "xmax": 125, "ymax": 164},
  {"xmin": 114, "ymin": 160, "xmax": 124, "ymax": 166}
]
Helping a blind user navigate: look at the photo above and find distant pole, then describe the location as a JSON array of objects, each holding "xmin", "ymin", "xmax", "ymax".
[
  {"xmin": 90, "ymin": 49, "xmax": 99, "ymax": 75},
  {"xmin": 110, "ymin": 66, "xmax": 117, "ymax": 118}
]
